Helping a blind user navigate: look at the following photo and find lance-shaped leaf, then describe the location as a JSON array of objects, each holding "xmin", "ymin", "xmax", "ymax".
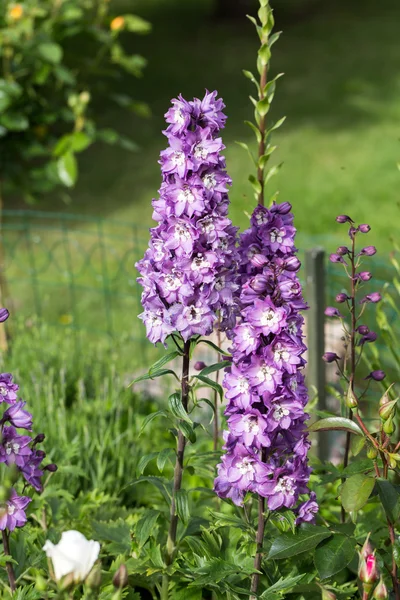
[
  {"xmin": 267, "ymin": 524, "xmax": 332, "ymax": 560},
  {"xmin": 341, "ymin": 474, "xmax": 375, "ymax": 512},
  {"xmin": 314, "ymin": 534, "xmax": 356, "ymax": 579},
  {"xmin": 308, "ymin": 417, "xmax": 363, "ymax": 436}
]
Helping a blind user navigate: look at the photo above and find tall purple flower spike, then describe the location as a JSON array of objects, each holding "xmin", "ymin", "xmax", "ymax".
[
  {"xmin": 136, "ymin": 91, "xmax": 239, "ymax": 344},
  {"xmin": 214, "ymin": 204, "xmax": 317, "ymax": 524}
]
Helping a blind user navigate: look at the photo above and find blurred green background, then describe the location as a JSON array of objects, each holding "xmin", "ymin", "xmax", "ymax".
[{"xmin": 8, "ymin": 0, "xmax": 398, "ymax": 249}]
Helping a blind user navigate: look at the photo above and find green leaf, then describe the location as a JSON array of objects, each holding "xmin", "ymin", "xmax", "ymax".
[
  {"xmin": 38, "ymin": 42, "xmax": 63, "ymax": 64},
  {"xmin": 149, "ymin": 351, "xmax": 181, "ymax": 375},
  {"xmin": 244, "ymin": 120, "xmax": 262, "ymax": 143},
  {"xmin": 268, "ymin": 31, "xmax": 282, "ymax": 47},
  {"xmin": 242, "ymin": 70, "xmax": 260, "ymax": 93},
  {"xmin": 136, "ymin": 452, "xmax": 158, "ymax": 476},
  {"xmin": 135, "ymin": 510, "xmax": 160, "ymax": 546},
  {"xmin": 131, "ymin": 368, "xmax": 179, "ymax": 385},
  {"xmin": 127, "ymin": 476, "xmax": 171, "ymax": 504},
  {"xmin": 314, "ymin": 534, "xmax": 355, "ymax": 579},
  {"xmin": 175, "ymin": 489, "xmax": 190, "ymax": 525},
  {"xmin": 139, "ymin": 410, "xmax": 168, "ymax": 436},
  {"xmin": 376, "ymin": 478, "xmax": 400, "ymax": 523},
  {"xmin": 260, "ymin": 575, "xmax": 306, "ymax": 599},
  {"xmin": 157, "ymin": 447, "xmax": 175, "ymax": 473},
  {"xmin": 258, "ymin": 43, "xmax": 271, "ymax": 65},
  {"xmin": 267, "ymin": 524, "xmax": 332, "ymax": 560},
  {"xmin": 342, "ymin": 459, "xmax": 373, "ymax": 476},
  {"xmin": 199, "ymin": 361, "xmax": 231, "ymax": 377},
  {"xmin": 177, "ymin": 421, "xmax": 196, "ymax": 443},
  {"xmin": 194, "ymin": 375, "xmax": 223, "ymax": 400},
  {"xmin": 268, "ymin": 116, "xmax": 287, "ymax": 132},
  {"xmin": 168, "ymin": 392, "xmax": 192, "ymax": 424},
  {"xmin": 248, "ymin": 173, "xmax": 262, "ymax": 194},
  {"xmin": 0, "ymin": 112, "xmax": 28, "ymax": 131},
  {"xmin": 91, "ymin": 520, "xmax": 131, "ymax": 555},
  {"xmin": 341, "ymin": 474, "xmax": 375, "ymax": 512},
  {"xmin": 351, "ymin": 435, "xmax": 366, "ymax": 456},
  {"xmin": 236, "ymin": 141, "xmax": 257, "ymax": 166},
  {"xmin": 196, "ymin": 339, "xmax": 230, "ymax": 356},
  {"xmin": 264, "ymin": 162, "xmax": 283, "ymax": 185},
  {"xmin": 256, "ymin": 97, "xmax": 270, "ymax": 117},
  {"xmin": 57, "ymin": 152, "xmax": 77, "ymax": 188},
  {"xmin": 308, "ymin": 417, "xmax": 363, "ymax": 436},
  {"xmin": 123, "ymin": 14, "xmax": 152, "ymax": 34}
]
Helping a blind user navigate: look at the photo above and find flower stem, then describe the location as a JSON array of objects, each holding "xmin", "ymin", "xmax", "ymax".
[
  {"xmin": 249, "ymin": 493, "xmax": 266, "ymax": 600},
  {"xmin": 2, "ymin": 530, "xmax": 16, "ymax": 593},
  {"xmin": 257, "ymin": 62, "xmax": 268, "ymax": 207},
  {"xmin": 387, "ymin": 519, "xmax": 400, "ymax": 599},
  {"xmin": 213, "ymin": 328, "xmax": 222, "ymax": 452},
  {"xmin": 162, "ymin": 339, "xmax": 191, "ymax": 599}
]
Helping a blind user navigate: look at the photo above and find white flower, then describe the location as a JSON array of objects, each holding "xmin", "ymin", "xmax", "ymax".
[{"xmin": 43, "ymin": 530, "xmax": 100, "ymax": 582}]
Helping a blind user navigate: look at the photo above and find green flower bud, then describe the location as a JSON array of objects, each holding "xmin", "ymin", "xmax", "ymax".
[
  {"xmin": 85, "ymin": 563, "xmax": 101, "ymax": 589},
  {"xmin": 321, "ymin": 588, "xmax": 337, "ymax": 600},
  {"xmin": 35, "ymin": 574, "xmax": 47, "ymax": 592},
  {"xmin": 379, "ymin": 400, "xmax": 397, "ymax": 421},
  {"xmin": 383, "ymin": 416, "xmax": 395, "ymax": 435},
  {"xmin": 367, "ymin": 447, "xmax": 378, "ymax": 459},
  {"xmin": 345, "ymin": 385, "xmax": 358, "ymax": 409},
  {"xmin": 372, "ymin": 577, "xmax": 388, "ymax": 599}
]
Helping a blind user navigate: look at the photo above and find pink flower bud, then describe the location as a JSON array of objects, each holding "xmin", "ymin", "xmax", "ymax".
[
  {"xmin": 336, "ymin": 215, "xmax": 353, "ymax": 224},
  {"xmin": 323, "ymin": 352, "xmax": 340, "ymax": 363},
  {"xmin": 325, "ymin": 307, "xmax": 344, "ymax": 318},
  {"xmin": 335, "ymin": 293, "xmax": 349, "ymax": 303},
  {"xmin": 194, "ymin": 361, "xmax": 206, "ymax": 371},
  {"xmin": 359, "ymin": 553, "xmax": 379, "ymax": 584},
  {"xmin": 372, "ymin": 577, "xmax": 388, "ymax": 599},
  {"xmin": 359, "ymin": 246, "xmax": 377, "ymax": 256},
  {"xmin": 357, "ymin": 271, "xmax": 372, "ymax": 281},
  {"xmin": 359, "ymin": 224, "xmax": 371, "ymax": 233}
]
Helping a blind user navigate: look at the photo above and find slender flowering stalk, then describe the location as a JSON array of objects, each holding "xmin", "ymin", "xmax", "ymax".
[
  {"xmin": 325, "ymin": 217, "xmax": 400, "ymax": 599},
  {"xmin": 136, "ymin": 91, "xmax": 238, "ymax": 598},
  {"xmin": 214, "ymin": 3, "xmax": 316, "ymax": 598},
  {"xmin": 0, "ymin": 309, "xmax": 57, "ymax": 593}
]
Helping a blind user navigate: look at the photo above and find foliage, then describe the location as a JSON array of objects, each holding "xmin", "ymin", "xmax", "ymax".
[{"xmin": 0, "ymin": 0, "xmax": 150, "ymax": 203}]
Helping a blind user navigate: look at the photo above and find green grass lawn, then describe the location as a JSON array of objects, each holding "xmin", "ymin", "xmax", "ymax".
[{"xmin": 16, "ymin": 0, "xmax": 399, "ymax": 255}]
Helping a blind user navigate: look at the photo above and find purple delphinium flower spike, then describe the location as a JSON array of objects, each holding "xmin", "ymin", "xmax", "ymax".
[
  {"xmin": 136, "ymin": 91, "xmax": 239, "ymax": 344},
  {"xmin": 215, "ymin": 202, "xmax": 317, "ymax": 523}
]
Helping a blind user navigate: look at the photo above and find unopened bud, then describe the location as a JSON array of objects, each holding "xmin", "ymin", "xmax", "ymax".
[
  {"xmin": 360, "ymin": 534, "xmax": 374, "ymax": 559},
  {"xmin": 359, "ymin": 553, "xmax": 379, "ymax": 584},
  {"xmin": 60, "ymin": 572, "xmax": 76, "ymax": 590},
  {"xmin": 35, "ymin": 574, "xmax": 47, "ymax": 592},
  {"xmin": 387, "ymin": 454, "xmax": 398, "ymax": 469},
  {"xmin": 193, "ymin": 361, "xmax": 206, "ymax": 371},
  {"xmin": 113, "ymin": 564, "xmax": 128, "ymax": 589},
  {"xmin": 86, "ymin": 564, "xmax": 102, "ymax": 589},
  {"xmin": 321, "ymin": 588, "xmax": 337, "ymax": 600},
  {"xmin": 345, "ymin": 385, "xmax": 358, "ymax": 409},
  {"xmin": 383, "ymin": 415, "xmax": 395, "ymax": 435},
  {"xmin": 379, "ymin": 385, "xmax": 394, "ymax": 407},
  {"xmin": 367, "ymin": 447, "xmax": 378, "ymax": 459},
  {"xmin": 33, "ymin": 433, "xmax": 45, "ymax": 444},
  {"xmin": 372, "ymin": 577, "xmax": 388, "ymax": 599},
  {"xmin": 44, "ymin": 463, "xmax": 58, "ymax": 472},
  {"xmin": 379, "ymin": 400, "xmax": 397, "ymax": 421}
]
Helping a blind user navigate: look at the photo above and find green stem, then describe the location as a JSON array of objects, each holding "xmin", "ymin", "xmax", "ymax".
[
  {"xmin": 162, "ymin": 339, "xmax": 191, "ymax": 599},
  {"xmin": 2, "ymin": 530, "xmax": 16, "ymax": 593}
]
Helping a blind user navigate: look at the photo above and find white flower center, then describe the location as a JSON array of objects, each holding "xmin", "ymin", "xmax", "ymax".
[
  {"xmin": 150, "ymin": 312, "xmax": 162, "ymax": 326},
  {"xmin": 5, "ymin": 442, "xmax": 20, "ymax": 456},
  {"xmin": 200, "ymin": 218, "xmax": 215, "ymax": 233},
  {"xmin": 173, "ymin": 151, "xmax": 185, "ymax": 166},
  {"xmin": 186, "ymin": 306, "xmax": 202, "ymax": 323},
  {"xmin": 0, "ymin": 386, "xmax": 7, "ymax": 396},
  {"xmin": 241, "ymin": 327, "xmax": 254, "ymax": 342},
  {"xmin": 174, "ymin": 224, "xmax": 190, "ymax": 241},
  {"xmin": 192, "ymin": 254, "xmax": 210, "ymax": 271},
  {"xmin": 165, "ymin": 274, "xmax": 181, "ymax": 291},
  {"xmin": 237, "ymin": 457, "xmax": 255, "ymax": 476},
  {"xmin": 218, "ymin": 238, "xmax": 228, "ymax": 250},
  {"xmin": 194, "ymin": 143, "xmax": 208, "ymax": 160},
  {"xmin": 174, "ymin": 109, "xmax": 185, "ymax": 124},
  {"xmin": 258, "ymin": 365, "xmax": 275, "ymax": 382},
  {"xmin": 274, "ymin": 476, "xmax": 296, "ymax": 495},
  {"xmin": 274, "ymin": 347, "xmax": 290, "ymax": 363},
  {"xmin": 237, "ymin": 377, "xmax": 249, "ymax": 393},
  {"xmin": 255, "ymin": 212, "xmax": 268, "ymax": 225},
  {"xmin": 260, "ymin": 309, "xmax": 279, "ymax": 327},
  {"xmin": 243, "ymin": 417, "xmax": 260, "ymax": 435},
  {"xmin": 7, "ymin": 504, "xmax": 15, "ymax": 516},
  {"xmin": 270, "ymin": 229, "xmax": 284, "ymax": 244},
  {"xmin": 203, "ymin": 173, "xmax": 216, "ymax": 189},
  {"xmin": 289, "ymin": 377, "xmax": 298, "ymax": 391},
  {"xmin": 215, "ymin": 276, "xmax": 225, "ymax": 291},
  {"xmin": 288, "ymin": 321, "xmax": 297, "ymax": 335},
  {"xmin": 177, "ymin": 188, "xmax": 195, "ymax": 204},
  {"xmin": 273, "ymin": 404, "xmax": 290, "ymax": 421}
]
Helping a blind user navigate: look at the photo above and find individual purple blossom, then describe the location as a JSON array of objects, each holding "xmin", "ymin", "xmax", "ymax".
[
  {"xmin": 0, "ymin": 373, "xmax": 19, "ymax": 405},
  {"xmin": 137, "ymin": 91, "xmax": 239, "ymax": 344},
  {"xmin": 365, "ymin": 370, "xmax": 385, "ymax": 381},
  {"xmin": 0, "ymin": 426, "xmax": 32, "ymax": 468},
  {"xmin": 335, "ymin": 293, "xmax": 349, "ymax": 303},
  {"xmin": 357, "ymin": 325, "xmax": 370, "ymax": 335},
  {"xmin": 20, "ymin": 450, "xmax": 45, "ymax": 492},
  {"xmin": 357, "ymin": 271, "xmax": 372, "ymax": 281},
  {"xmin": 215, "ymin": 202, "xmax": 315, "ymax": 518},
  {"xmin": 359, "ymin": 331, "xmax": 377, "ymax": 345},
  {"xmin": 358, "ymin": 224, "xmax": 371, "ymax": 233},
  {"xmin": 359, "ymin": 246, "xmax": 377, "ymax": 256},
  {"xmin": 295, "ymin": 492, "xmax": 319, "ymax": 524},
  {"xmin": 0, "ymin": 489, "xmax": 31, "ymax": 531},
  {"xmin": 325, "ymin": 307, "xmax": 344, "ymax": 318},
  {"xmin": 2, "ymin": 401, "xmax": 33, "ymax": 431},
  {"xmin": 323, "ymin": 352, "xmax": 340, "ymax": 363},
  {"xmin": 330, "ymin": 253, "xmax": 346, "ymax": 264},
  {"xmin": 0, "ymin": 309, "xmax": 9, "ymax": 323},
  {"xmin": 360, "ymin": 292, "xmax": 381, "ymax": 304},
  {"xmin": 336, "ymin": 215, "xmax": 353, "ymax": 224}
]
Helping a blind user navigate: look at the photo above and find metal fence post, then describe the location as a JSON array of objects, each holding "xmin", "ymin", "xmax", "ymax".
[{"xmin": 305, "ymin": 247, "xmax": 329, "ymax": 461}]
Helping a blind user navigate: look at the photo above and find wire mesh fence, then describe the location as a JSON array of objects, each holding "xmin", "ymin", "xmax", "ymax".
[{"xmin": 0, "ymin": 209, "xmax": 396, "ymax": 372}]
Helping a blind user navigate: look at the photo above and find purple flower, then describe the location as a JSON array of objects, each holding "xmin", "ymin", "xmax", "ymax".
[
  {"xmin": 137, "ymin": 92, "xmax": 239, "ymax": 344},
  {"xmin": 215, "ymin": 201, "xmax": 316, "ymax": 519},
  {"xmin": 0, "ymin": 489, "xmax": 31, "ymax": 531},
  {"xmin": 357, "ymin": 271, "xmax": 372, "ymax": 282},
  {"xmin": 336, "ymin": 246, "xmax": 349, "ymax": 256},
  {"xmin": 336, "ymin": 215, "xmax": 353, "ymax": 224},
  {"xmin": 358, "ymin": 224, "xmax": 371, "ymax": 233},
  {"xmin": 359, "ymin": 246, "xmax": 377, "ymax": 256},
  {"xmin": 330, "ymin": 253, "xmax": 346, "ymax": 264},
  {"xmin": 20, "ymin": 450, "xmax": 45, "ymax": 492},
  {"xmin": 295, "ymin": 492, "xmax": 319, "ymax": 524},
  {"xmin": 0, "ymin": 373, "xmax": 19, "ymax": 405},
  {"xmin": 325, "ymin": 307, "xmax": 344, "ymax": 318},
  {"xmin": 0, "ymin": 309, "xmax": 9, "ymax": 323},
  {"xmin": 357, "ymin": 324, "xmax": 369, "ymax": 335},
  {"xmin": 365, "ymin": 370, "xmax": 385, "ymax": 381},
  {"xmin": 360, "ymin": 292, "xmax": 381, "ymax": 304},
  {"xmin": 323, "ymin": 352, "xmax": 340, "ymax": 363},
  {"xmin": 359, "ymin": 331, "xmax": 377, "ymax": 345},
  {"xmin": 0, "ymin": 426, "xmax": 32, "ymax": 468},
  {"xmin": 335, "ymin": 293, "xmax": 349, "ymax": 303},
  {"xmin": 2, "ymin": 401, "xmax": 33, "ymax": 430}
]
